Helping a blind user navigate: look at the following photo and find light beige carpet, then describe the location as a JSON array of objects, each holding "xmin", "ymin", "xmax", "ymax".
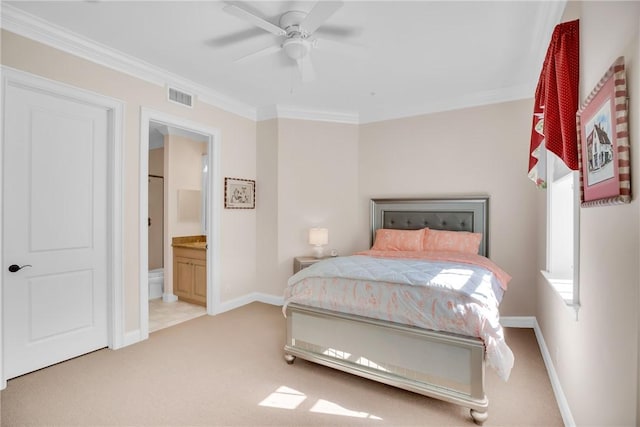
[{"xmin": 0, "ymin": 302, "xmax": 563, "ymax": 426}]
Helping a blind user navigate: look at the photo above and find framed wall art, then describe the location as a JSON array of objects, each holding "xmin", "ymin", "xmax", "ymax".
[
  {"xmin": 576, "ymin": 56, "xmax": 631, "ymax": 207},
  {"xmin": 224, "ymin": 177, "xmax": 255, "ymax": 209}
]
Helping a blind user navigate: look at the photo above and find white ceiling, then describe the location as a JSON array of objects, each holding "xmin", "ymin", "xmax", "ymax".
[{"xmin": 2, "ymin": 1, "xmax": 566, "ymax": 123}]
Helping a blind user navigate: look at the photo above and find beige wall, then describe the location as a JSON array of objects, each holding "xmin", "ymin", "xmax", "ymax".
[
  {"xmin": 149, "ymin": 147, "xmax": 164, "ymax": 177},
  {"xmin": 256, "ymin": 119, "xmax": 280, "ymax": 296},
  {"xmin": 165, "ymin": 135, "xmax": 207, "ymax": 238},
  {"xmin": 359, "ymin": 99, "xmax": 539, "ymax": 316},
  {"xmin": 257, "ymin": 118, "xmax": 360, "ymax": 297},
  {"xmin": 1, "ymin": 30, "xmax": 257, "ymax": 332},
  {"xmin": 148, "ymin": 148, "xmax": 164, "ymax": 270},
  {"xmin": 535, "ymin": 2, "xmax": 640, "ymax": 425},
  {"xmin": 164, "ymin": 135, "xmax": 207, "ymax": 296}
]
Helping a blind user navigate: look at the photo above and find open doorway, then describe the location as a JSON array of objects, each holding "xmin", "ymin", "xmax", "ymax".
[
  {"xmin": 147, "ymin": 121, "xmax": 209, "ymax": 332},
  {"xmin": 139, "ymin": 109, "xmax": 221, "ymax": 340}
]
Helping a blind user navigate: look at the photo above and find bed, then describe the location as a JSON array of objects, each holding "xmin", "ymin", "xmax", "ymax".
[{"xmin": 283, "ymin": 197, "xmax": 513, "ymax": 424}]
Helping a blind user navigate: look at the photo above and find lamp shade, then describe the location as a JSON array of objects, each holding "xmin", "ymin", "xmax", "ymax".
[{"xmin": 308, "ymin": 228, "xmax": 329, "ymax": 246}]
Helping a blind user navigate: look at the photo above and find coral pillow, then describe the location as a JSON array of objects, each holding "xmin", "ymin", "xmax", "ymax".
[
  {"xmin": 372, "ymin": 228, "xmax": 425, "ymax": 251},
  {"xmin": 422, "ymin": 229, "xmax": 482, "ymax": 254}
]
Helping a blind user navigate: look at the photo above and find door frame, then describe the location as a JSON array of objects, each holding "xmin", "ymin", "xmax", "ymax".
[
  {"xmin": 139, "ymin": 108, "xmax": 222, "ymax": 339},
  {"xmin": 0, "ymin": 67, "xmax": 125, "ymax": 389}
]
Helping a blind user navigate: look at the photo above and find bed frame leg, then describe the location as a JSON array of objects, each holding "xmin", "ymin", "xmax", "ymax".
[
  {"xmin": 470, "ymin": 409, "xmax": 488, "ymax": 425},
  {"xmin": 284, "ymin": 354, "xmax": 296, "ymax": 365}
]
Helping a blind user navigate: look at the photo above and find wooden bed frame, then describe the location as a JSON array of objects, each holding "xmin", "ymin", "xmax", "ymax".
[{"xmin": 284, "ymin": 197, "xmax": 492, "ymax": 424}]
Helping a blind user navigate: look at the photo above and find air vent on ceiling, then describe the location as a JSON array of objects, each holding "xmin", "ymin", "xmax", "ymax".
[{"xmin": 168, "ymin": 87, "xmax": 194, "ymax": 108}]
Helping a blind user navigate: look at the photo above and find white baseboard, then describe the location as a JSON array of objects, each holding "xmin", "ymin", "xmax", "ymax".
[
  {"xmin": 501, "ymin": 316, "xmax": 574, "ymax": 427},
  {"xmin": 500, "ymin": 316, "xmax": 536, "ymax": 328},
  {"xmin": 531, "ymin": 319, "xmax": 576, "ymax": 427},
  {"xmin": 215, "ymin": 292, "xmax": 283, "ymax": 314},
  {"xmin": 252, "ymin": 293, "xmax": 284, "ymax": 306}
]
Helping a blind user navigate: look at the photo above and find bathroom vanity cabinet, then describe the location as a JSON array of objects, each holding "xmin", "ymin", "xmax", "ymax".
[{"xmin": 172, "ymin": 236, "xmax": 207, "ymax": 306}]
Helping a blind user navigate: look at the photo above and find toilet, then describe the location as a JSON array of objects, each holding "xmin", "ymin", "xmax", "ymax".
[{"xmin": 149, "ymin": 268, "xmax": 164, "ymax": 300}]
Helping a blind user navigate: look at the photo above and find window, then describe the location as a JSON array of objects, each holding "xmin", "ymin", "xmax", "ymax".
[{"xmin": 543, "ymin": 150, "xmax": 580, "ymax": 318}]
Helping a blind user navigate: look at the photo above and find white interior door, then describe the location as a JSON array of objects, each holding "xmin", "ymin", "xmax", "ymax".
[{"xmin": 3, "ymin": 81, "xmax": 109, "ymax": 380}]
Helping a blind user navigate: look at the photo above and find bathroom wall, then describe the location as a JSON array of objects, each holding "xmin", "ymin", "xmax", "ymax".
[
  {"xmin": 149, "ymin": 147, "xmax": 164, "ymax": 176},
  {"xmin": 148, "ymin": 147, "xmax": 164, "ymax": 270},
  {"xmin": 163, "ymin": 134, "xmax": 208, "ymax": 297}
]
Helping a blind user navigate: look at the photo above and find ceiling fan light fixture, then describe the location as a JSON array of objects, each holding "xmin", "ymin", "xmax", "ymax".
[
  {"xmin": 223, "ymin": 1, "xmax": 347, "ymax": 83},
  {"xmin": 282, "ymin": 38, "xmax": 311, "ymax": 60}
]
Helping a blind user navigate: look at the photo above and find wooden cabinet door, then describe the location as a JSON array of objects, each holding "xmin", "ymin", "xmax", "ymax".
[
  {"xmin": 192, "ymin": 259, "xmax": 207, "ymax": 305},
  {"xmin": 173, "ymin": 247, "xmax": 206, "ymax": 306},
  {"xmin": 174, "ymin": 256, "xmax": 194, "ymax": 299}
]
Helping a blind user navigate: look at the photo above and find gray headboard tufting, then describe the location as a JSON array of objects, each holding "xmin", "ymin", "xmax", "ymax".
[{"xmin": 370, "ymin": 197, "xmax": 489, "ymax": 257}]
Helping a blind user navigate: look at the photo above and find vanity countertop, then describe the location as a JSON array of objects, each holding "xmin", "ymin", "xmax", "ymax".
[{"xmin": 172, "ymin": 235, "xmax": 207, "ymax": 250}]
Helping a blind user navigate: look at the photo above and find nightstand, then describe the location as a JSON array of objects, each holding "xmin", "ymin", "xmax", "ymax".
[{"xmin": 293, "ymin": 256, "xmax": 330, "ymax": 274}]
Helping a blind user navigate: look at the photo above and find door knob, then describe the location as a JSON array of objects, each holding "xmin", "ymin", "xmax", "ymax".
[{"xmin": 8, "ymin": 264, "xmax": 31, "ymax": 273}]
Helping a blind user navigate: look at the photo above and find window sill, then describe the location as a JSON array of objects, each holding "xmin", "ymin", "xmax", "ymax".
[{"xmin": 541, "ymin": 270, "xmax": 580, "ymax": 319}]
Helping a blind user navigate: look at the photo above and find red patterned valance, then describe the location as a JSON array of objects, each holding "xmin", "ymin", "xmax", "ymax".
[{"xmin": 528, "ymin": 19, "xmax": 580, "ymax": 188}]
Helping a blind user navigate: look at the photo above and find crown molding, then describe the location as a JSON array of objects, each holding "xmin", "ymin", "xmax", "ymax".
[
  {"xmin": 358, "ymin": 0, "xmax": 565, "ymax": 124},
  {"xmin": 257, "ymin": 104, "xmax": 359, "ymax": 124},
  {"xmin": 359, "ymin": 82, "xmax": 535, "ymax": 124},
  {"xmin": 0, "ymin": 4, "xmax": 257, "ymax": 121},
  {"xmin": 1, "ymin": 2, "xmax": 566, "ymax": 125}
]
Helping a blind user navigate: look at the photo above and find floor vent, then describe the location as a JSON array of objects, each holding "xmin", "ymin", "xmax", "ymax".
[{"xmin": 168, "ymin": 87, "xmax": 194, "ymax": 108}]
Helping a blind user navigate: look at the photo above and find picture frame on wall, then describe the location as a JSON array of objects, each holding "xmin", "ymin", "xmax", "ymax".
[
  {"xmin": 224, "ymin": 177, "xmax": 255, "ymax": 209},
  {"xmin": 576, "ymin": 56, "xmax": 631, "ymax": 207}
]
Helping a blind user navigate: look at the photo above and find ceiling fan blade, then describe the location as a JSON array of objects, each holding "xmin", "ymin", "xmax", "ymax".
[
  {"xmin": 296, "ymin": 55, "xmax": 316, "ymax": 83},
  {"xmin": 315, "ymin": 25, "xmax": 362, "ymax": 38},
  {"xmin": 223, "ymin": 4, "xmax": 286, "ymax": 36},
  {"xmin": 235, "ymin": 45, "xmax": 282, "ymax": 63},
  {"xmin": 301, "ymin": 1, "xmax": 343, "ymax": 35},
  {"xmin": 313, "ymin": 36, "xmax": 368, "ymax": 59},
  {"xmin": 206, "ymin": 27, "xmax": 266, "ymax": 47}
]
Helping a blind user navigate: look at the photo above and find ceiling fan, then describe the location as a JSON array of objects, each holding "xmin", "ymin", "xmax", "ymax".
[{"xmin": 222, "ymin": 1, "xmax": 353, "ymax": 82}]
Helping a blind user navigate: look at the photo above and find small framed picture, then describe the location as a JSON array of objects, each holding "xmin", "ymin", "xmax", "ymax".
[
  {"xmin": 576, "ymin": 56, "xmax": 631, "ymax": 207},
  {"xmin": 224, "ymin": 177, "xmax": 255, "ymax": 209}
]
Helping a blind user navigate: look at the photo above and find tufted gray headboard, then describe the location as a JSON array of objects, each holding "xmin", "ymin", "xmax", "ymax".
[{"xmin": 370, "ymin": 197, "xmax": 489, "ymax": 257}]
